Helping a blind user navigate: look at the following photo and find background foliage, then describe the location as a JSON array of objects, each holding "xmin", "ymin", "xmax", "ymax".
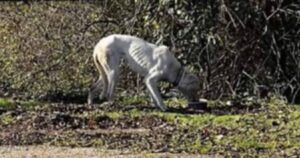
[{"xmin": 0, "ymin": 0, "xmax": 299, "ymax": 102}]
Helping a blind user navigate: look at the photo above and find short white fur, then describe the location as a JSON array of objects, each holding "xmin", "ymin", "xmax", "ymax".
[{"xmin": 88, "ymin": 34, "xmax": 200, "ymax": 111}]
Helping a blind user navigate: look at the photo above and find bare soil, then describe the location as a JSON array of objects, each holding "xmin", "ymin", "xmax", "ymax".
[{"xmin": 0, "ymin": 145, "xmax": 215, "ymax": 158}]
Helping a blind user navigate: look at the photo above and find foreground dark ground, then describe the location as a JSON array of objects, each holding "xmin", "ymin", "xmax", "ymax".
[{"xmin": 0, "ymin": 96, "xmax": 300, "ymax": 157}]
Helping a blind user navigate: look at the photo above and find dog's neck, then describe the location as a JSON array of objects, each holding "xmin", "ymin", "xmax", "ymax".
[{"xmin": 173, "ymin": 67, "xmax": 185, "ymax": 87}]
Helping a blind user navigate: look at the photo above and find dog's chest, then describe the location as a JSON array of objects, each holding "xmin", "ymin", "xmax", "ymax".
[{"xmin": 125, "ymin": 43, "xmax": 155, "ymax": 75}]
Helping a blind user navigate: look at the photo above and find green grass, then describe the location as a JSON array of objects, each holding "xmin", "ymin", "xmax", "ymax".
[
  {"xmin": 105, "ymin": 96, "xmax": 300, "ymax": 155},
  {"xmin": 0, "ymin": 98, "xmax": 40, "ymax": 110},
  {"xmin": 0, "ymin": 113, "xmax": 15, "ymax": 125},
  {"xmin": 105, "ymin": 111, "xmax": 123, "ymax": 120},
  {"xmin": 117, "ymin": 95, "xmax": 148, "ymax": 105},
  {"xmin": 0, "ymin": 98, "xmax": 13, "ymax": 108},
  {"xmin": 84, "ymin": 96, "xmax": 300, "ymax": 155},
  {"xmin": 1, "ymin": 95, "xmax": 300, "ymax": 156},
  {"xmin": 212, "ymin": 115, "xmax": 241, "ymax": 126}
]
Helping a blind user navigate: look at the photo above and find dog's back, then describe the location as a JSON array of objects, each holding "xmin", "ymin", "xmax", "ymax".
[
  {"xmin": 97, "ymin": 34, "xmax": 155, "ymax": 52},
  {"xmin": 96, "ymin": 34, "xmax": 164, "ymax": 76}
]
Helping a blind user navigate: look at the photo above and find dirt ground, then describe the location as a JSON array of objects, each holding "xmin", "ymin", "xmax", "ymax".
[{"xmin": 0, "ymin": 145, "xmax": 215, "ymax": 158}]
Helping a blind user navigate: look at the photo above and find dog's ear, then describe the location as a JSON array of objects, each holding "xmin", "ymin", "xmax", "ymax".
[
  {"xmin": 160, "ymin": 45, "xmax": 169, "ymax": 50},
  {"xmin": 158, "ymin": 45, "xmax": 172, "ymax": 53}
]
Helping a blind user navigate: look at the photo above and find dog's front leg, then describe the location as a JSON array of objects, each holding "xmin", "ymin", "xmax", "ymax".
[{"xmin": 144, "ymin": 71, "xmax": 167, "ymax": 111}]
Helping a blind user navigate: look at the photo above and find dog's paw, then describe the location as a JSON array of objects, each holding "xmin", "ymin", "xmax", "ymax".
[{"xmin": 161, "ymin": 108, "xmax": 168, "ymax": 112}]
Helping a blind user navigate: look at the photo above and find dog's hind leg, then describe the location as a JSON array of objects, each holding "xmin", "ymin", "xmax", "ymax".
[
  {"xmin": 88, "ymin": 76, "xmax": 102, "ymax": 105},
  {"xmin": 106, "ymin": 53, "xmax": 120, "ymax": 101},
  {"xmin": 94, "ymin": 47, "xmax": 121, "ymax": 103},
  {"xmin": 89, "ymin": 46, "xmax": 110, "ymax": 104},
  {"xmin": 88, "ymin": 51, "xmax": 105, "ymax": 105},
  {"xmin": 97, "ymin": 55, "xmax": 110, "ymax": 102}
]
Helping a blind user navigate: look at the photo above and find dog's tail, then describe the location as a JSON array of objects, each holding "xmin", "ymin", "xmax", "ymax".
[{"xmin": 93, "ymin": 45, "xmax": 109, "ymax": 99}]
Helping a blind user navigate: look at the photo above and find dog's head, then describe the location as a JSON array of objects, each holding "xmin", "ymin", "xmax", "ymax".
[{"xmin": 177, "ymin": 72, "xmax": 200, "ymax": 102}]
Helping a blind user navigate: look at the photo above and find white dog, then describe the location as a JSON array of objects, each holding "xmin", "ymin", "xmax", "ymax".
[{"xmin": 88, "ymin": 34, "xmax": 200, "ymax": 111}]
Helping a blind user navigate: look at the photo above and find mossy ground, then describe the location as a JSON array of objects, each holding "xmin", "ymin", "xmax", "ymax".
[{"xmin": 0, "ymin": 96, "xmax": 299, "ymax": 157}]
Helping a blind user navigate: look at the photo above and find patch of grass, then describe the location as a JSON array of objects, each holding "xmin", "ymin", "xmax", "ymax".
[
  {"xmin": 221, "ymin": 134, "xmax": 277, "ymax": 151},
  {"xmin": 165, "ymin": 98, "xmax": 187, "ymax": 108},
  {"xmin": 0, "ymin": 98, "xmax": 41, "ymax": 110},
  {"xmin": 117, "ymin": 96, "xmax": 148, "ymax": 105},
  {"xmin": 212, "ymin": 115, "xmax": 241, "ymax": 127},
  {"xmin": 127, "ymin": 108, "xmax": 144, "ymax": 118},
  {"xmin": 0, "ymin": 98, "xmax": 13, "ymax": 108},
  {"xmin": 105, "ymin": 111, "xmax": 123, "ymax": 120},
  {"xmin": 0, "ymin": 113, "xmax": 15, "ymax": 125},
  {"xmin": 94, "ymin": 103, "xmax": 241, "ymax": 129},
  {"xmin": 118, "ymin": 95, "xmax": 187, "ymax": 108},
  {"xmin": 19, "ymin": 100, "xmax": 40, "ymax": 109},
  {"xmin": 191, "ymin": 138, "xmax": 213, "ymax": 154},
  {"xmin": 160, "ymin": 113, "xmax": 214, "ymax": 127},
  {"xmin": 290, "ymin": 110, "xmax": 300, "ymax": 121}
]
